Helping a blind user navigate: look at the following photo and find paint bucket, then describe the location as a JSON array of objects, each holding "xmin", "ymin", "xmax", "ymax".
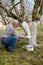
[{"xmin": 26, "ymin": 45, "xmax": 34, "ymax": 51}]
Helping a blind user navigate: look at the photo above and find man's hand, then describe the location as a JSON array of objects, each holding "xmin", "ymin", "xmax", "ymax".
[
  {"xmin": 18, "ymin": 35, "xmax": 30, "ymax": 39},
  {"xmin": 18, "ymin": 36, "xmax": 26, "ymax": 39},
  {"xmin": 25, "ymin": 36, "xmax": 30, "ymax": 39}
]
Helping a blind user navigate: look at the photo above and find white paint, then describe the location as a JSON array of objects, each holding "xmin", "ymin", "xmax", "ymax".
[
  {"xmin": 29, "ymin": 21, "xmax": 38, "ymax": 46},
  {"xmin": 21, "ymin": 21, "xmax": 31, "ymax": 37},
  {"xmin": 25, "ymin": 21, "xmax": 38, "ymax": 51}
]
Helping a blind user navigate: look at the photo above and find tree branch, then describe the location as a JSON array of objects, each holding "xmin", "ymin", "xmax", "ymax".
[
  {"xmin": 20, "ymin": 0, "xmax": 25, "ymax": 18},
  {"xmin": 11, "ymin": 1, "xmax": 20, "ymax": 11},
  {"xmin": 32, "ymin": 0, "xmax": 42, "ymax": 21},
  {"xmin": 0, "ymin": 2, "xmax": 25, "ymax": 23},
  {"xmin": 0, "ymin": 3, "xmax": 18, "ymax": 19}
]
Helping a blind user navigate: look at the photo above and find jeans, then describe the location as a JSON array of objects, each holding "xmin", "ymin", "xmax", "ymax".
[{"xmin": 1, "ymin": 36, "xmax": 19, "ymax": 51}]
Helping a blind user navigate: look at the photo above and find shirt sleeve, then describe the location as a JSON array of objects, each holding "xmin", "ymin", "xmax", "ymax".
[{"xmin": 13, "ymin": 29, "xmax": 25, "ymax": 38}]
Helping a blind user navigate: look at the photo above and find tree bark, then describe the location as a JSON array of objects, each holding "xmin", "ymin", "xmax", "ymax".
[{"xmin": 20, "ymin": 0, "xmax": 25, "ymax": 18}]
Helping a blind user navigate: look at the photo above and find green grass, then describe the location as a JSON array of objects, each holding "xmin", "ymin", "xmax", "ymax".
[{"xmin": 0, "ymin": 25, "xmax": 43, "ymax": 65}]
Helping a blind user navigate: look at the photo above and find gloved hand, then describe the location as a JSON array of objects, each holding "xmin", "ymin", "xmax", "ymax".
[
  {"xmin": 18, "ymin": 35, "xmax": 30, "ymax": 39},
  {"xmin": 25, "ymin": 35, "xmax": 30, "ymax": 39}
]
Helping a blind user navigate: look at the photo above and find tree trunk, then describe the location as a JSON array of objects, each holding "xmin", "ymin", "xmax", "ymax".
[
  {"xmin": 20, "ymin": 21, "xmax": 31, "ymax": 36},
  {"xmin": 29, "ymin": 21, "xmax": 38, "ymax": 46},
  {"xmin": 26, "ymin": 0, "xmax": 43, "ymax": 50}
]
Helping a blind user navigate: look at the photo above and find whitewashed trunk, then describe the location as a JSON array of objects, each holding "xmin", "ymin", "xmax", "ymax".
[
  {"xmin": 21, "ymin": 21, "xmax": 31, "ymax": 37},
  {"xmin": 29, "ymin": 21, "xmax": 38, "ymax": 46}
]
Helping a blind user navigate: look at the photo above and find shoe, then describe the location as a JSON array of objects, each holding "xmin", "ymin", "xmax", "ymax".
[
  {"xmin": 5, "ymin": 44, "xmax": 13, "ymax": 52},
  {"xmin": 5, "ymin": 44, "xmax": 9, "ymax": 49},
  {"xmin": 6, "ymin": 48, "xmax": 14, "ymax": 52}
]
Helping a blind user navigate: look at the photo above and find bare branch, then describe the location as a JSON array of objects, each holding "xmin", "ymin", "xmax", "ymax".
[
  {"xmin": 32, "ymin": 0, "xmax": 41, "ymax": 21},
  {"xmin": 0, "ymin": 2, "xmax": 18, "ymax": 19},
  {"xmin": 11, "ymin": 1, "xmax": 20, "ymax": 11},
  {"xmin": 11, "ymin": 0, "xmax": 20, "ymax": 17},
  {"xmin": 20, "ymin": 0, "xmax": 25, "ymax": 18},
  {"xmin": 11, "ymin": 0, "xmax": 14, "ymax": 5}
]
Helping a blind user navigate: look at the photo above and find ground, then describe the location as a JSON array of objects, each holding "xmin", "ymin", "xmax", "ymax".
[{"xmin": 0, "ymin": 25, "xmax": 43, "ymax": 65}]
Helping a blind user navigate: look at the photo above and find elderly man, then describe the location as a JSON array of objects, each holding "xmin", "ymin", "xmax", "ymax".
[{"xmin": 1, "ymin": 19, "xmax": 26, "ymax": 52}]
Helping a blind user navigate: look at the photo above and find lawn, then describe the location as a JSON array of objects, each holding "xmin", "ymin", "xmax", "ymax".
[{"xmin": 0, "ymin": 25, "xmax": 43, "ymax": 65}]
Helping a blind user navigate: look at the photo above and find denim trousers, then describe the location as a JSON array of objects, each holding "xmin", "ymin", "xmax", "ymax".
[{"xmin": 1, "ymin": 36, "xmax": 19, "ymax": 51}]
